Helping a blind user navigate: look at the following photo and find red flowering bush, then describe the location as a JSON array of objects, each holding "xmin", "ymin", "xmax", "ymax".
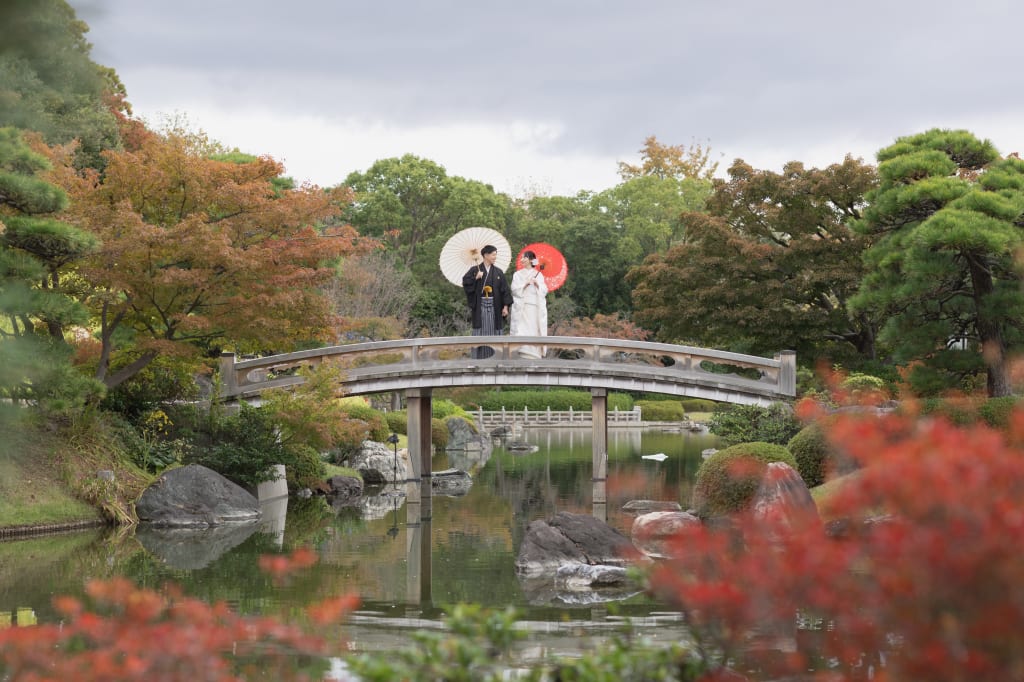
[
  {"xmin": 649, "ymin": 403, "xmax": 1024, "ymax": 681},
  {"xmin": 0, "ymin": 548, "xmax": 358, "ymax": 682}
]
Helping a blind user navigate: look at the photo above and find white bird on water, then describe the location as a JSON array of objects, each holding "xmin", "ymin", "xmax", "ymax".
[{"xmin": 641, "ymin": 453, "xmax": 668, "ymax": 462}]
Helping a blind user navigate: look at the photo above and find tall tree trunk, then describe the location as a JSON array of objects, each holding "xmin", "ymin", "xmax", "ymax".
[{"xmin": 967, "ymin": 254, "xmax": 1011, "ymax": 398}]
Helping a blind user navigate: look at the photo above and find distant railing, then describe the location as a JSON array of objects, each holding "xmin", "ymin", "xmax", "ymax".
[{"xmin": 475, "ymin": 406, "xmax": 643, "ymax": 427}]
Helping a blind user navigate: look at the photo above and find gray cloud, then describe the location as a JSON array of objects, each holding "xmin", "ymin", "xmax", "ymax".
[{"xmin": 70, "ymin": 0, "xmax": 1024, "ymax": 189}]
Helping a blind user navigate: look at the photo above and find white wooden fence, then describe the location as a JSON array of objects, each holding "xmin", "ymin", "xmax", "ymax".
[{"xmin": 475, "ymin": 406, "xmax": 642, "ymax": 428}]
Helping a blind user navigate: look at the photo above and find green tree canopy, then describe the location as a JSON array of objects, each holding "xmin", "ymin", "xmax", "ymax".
[
  {"xmin": 629, "ymin": 156, "xmax": 880, "ymax": 363},
  {"xmin": 850, "ymin": 128, "xmax": 1024, "ymax": 397},
  {"xmin": 340, "ymin": 155, "xmax": 513, "ymax": 335},
  {"xmin": 0, "ymin": 127, "xmax": 102, "ymax": 409},
  {"xmin": 0, "ymin": 0, "xmax": 124, "ymax": 170}
]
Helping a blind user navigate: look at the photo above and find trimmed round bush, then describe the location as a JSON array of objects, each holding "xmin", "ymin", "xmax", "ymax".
[
  {"xmin": 692, "ymin": 441, "xmax": 797, "ymax": 516},
  {"xmin": 787, "ymin": 423, "xmax": 831, "ymax": 488}
]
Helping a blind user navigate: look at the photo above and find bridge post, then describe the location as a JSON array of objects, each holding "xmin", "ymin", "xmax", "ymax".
[
  {"xmin": 591, "ymin": 388, "xmax": 608, "ymax": 481},
  {"xmin": 406, "ymin": 388, "xmax": 433, "ymax": 480},
  {"xmin": 219, "ymin": 352, "xmax": 237, "ymax": 398},
  {"xmin": 776, "ymin": 350, "xmax": 797, "ymax": 396},
  {"xmin": 405, "ymin": 480, "xmax": 431, "ymax": 609}
]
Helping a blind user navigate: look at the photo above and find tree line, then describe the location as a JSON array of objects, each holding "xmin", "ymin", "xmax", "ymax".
[{"xmin": 2, "ymin": 0, "xmax": 1022, "ymax": 438}]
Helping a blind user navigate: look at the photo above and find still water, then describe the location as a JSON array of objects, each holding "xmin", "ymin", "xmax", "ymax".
[{"xmin": 0, "ymin": 427, "xmax": 718, "ymax": 664}]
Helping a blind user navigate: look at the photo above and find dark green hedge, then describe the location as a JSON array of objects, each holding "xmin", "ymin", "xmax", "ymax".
[
  {"xmin": 679, "ymin": 398, "xmax": 720, "ymax": 412},
  {"xmin": 474, "ymin": 389, "xmax": 633, "ymax": 411},
  {"xmin": 636, "ymin": 399, "xmax": 685, "ymax": 421}
]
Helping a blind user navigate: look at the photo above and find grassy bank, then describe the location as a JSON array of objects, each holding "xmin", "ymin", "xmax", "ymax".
[{"xmin": 0, "ymin": 415, "xmax": 151, "ymax": 531}]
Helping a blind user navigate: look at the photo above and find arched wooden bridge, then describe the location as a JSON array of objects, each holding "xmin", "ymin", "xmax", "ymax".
[{"xmin": 219, "ymin": 336, "xmax": 796, "ymax": 482}]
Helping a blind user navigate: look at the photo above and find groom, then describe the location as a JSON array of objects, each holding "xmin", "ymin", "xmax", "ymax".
[{"xmin": 461, "ymin": 244, "xmax": 512, "ymax": 359}]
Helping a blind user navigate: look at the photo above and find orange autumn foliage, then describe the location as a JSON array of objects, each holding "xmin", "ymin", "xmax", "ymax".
[{"xmin": 44, "ymin": 130, "xmax": 376, "ymax": 388}]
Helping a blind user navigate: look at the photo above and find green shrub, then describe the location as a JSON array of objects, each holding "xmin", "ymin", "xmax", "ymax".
[
  {"xmin": 787, "ymin": 423, "xmax": 832, "ymax": 488},
  {"xmin": 979, "ymin": 396, "xmax": 1021, "ymax": 430},
  {"xmin": 840, "ymin": 373, "xmax": 886, "ymax": 393},
  {"xmin": 693, "ymin": 441, "xmax": 797, "ymax": 516},
  {"xmin": 635, "ymin": 399, "xmax": 685, "ymax": 421},
  {"xmin": 98, "ymin": 356, "xmax": 201, "ymax": 422},
  {"xmin": 186, "ymin": 404, "xmax": 289, "ymax": 488},
  {"xmin": 280, "ymin": 443, "xmax": 327, "ymax": 492},
  {"xmin": 385, "ymin": 410, "xmax": 407, "ymax": 435},
  {"xmin": 337, "ymin": 401, "xmax": 389, "ymax": 441},
  {"xmin": 432, "ymin": 399, "xmax": 472, "ymax": 420},
  {"xmin": 708, "ymin": 402, "xmax": 801, "ymax": 446},
  {"xmin": 916, "ymin": 398, "xmax": 978, "ymax": 427},
  {"xmin": 431, "ymin": 418, "xmax": 449, "ymax": 448},
  {"xmin": 679, "ymin": 398, "xmax": 718, "ymax": 413}
]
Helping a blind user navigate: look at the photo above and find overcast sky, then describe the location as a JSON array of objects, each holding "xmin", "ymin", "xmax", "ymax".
[{"xmin": 69, "ymin": 0, "xmax": 1022, "ymax": 197}]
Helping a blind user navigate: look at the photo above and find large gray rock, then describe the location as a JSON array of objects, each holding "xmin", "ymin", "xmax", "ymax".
[
  {"xmin": 327, "ymin": 475, "xmax": 363, "ymax": 510},
  {"xmin": 135, "ymin": 523, "xmax": 260, "ymax": 569},
  {"xmin": 518, "ymin": 562, "xmax": 642, "ymax": 606},
  {"xmin": 446, "ymin": 416, "xmax": 491, "ymax": 453},
  {"xmin": 431, "ymin": 468, "xmax": 472, "ymax": 496},
  {"xmin": 514, "ymin": 511, "xmax": 640, "ymax": 577},
  {"xmin": 136, "ymin": 464, "xmax": 260, "ymax": 527},
  {"xmin": 358, "ymin": 492, "xmax": 405, "ymax": 520},
  {"xmin": 631, "ymin": 510, "xmax": 701, "ymax": 559},
  {"xmin": 751, "ymin": 462, "xmax": 820, "ymax": 534},
  {"xmin": 328, "ymin": 474, "xmax": 363, "ymax": 498},
  {"xmin": 622, "ymin": 499, "xmax": 683, "ymax": 515},
  {"xmin": 350, "ymin": 440, "xmax": 412, "ymax": 484}
]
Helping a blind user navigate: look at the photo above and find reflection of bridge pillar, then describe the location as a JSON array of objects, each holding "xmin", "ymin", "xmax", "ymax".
[
  {"xmin": 592, "ymin": 479, "xmax": 607, "ymax": 523},
  {"xmin": 591, "ymin": 388, "xmax": 608, "ymax": 481},
  {"xmin": 405, "ymin": 480, "xmax": 432, "ymax": 607},
  {"xmin": 406, "ymin": 388, "xmax": 433, "ymax": 479}
]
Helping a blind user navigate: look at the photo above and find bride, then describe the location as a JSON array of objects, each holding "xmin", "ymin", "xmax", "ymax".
[{"xmin": 510, "ymin": 250, "xmax": 548, "ymax": 359}]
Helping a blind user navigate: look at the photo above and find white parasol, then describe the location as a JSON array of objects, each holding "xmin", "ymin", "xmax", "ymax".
[{"xmin": 438, "ymin": 226, "xmax": 512, "ymax": 286}]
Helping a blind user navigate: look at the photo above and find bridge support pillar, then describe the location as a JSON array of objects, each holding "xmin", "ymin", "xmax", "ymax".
[
  {"xmin": 406, "ymin": 388, "xmax": 433, "ymax": 480},
  {"xmin": 219, "ymin": 352, "xmax": 237, "ymax": 396},
  {"xmin": 591, "ymin": 388, "xmax": 608, "ymax": 481}
]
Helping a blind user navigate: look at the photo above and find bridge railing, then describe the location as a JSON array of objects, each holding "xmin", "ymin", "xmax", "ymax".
[{"xmin": 219, "ymin": 336, "xmax": 796, "ymax": 401}]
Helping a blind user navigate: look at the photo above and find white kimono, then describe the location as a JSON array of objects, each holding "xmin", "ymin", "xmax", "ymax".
[{"xmin": 510, "ymin": 267, "xmax": 548, "ymax": 359}]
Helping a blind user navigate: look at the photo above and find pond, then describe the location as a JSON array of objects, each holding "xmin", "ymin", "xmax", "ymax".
[{"xmin": 0, "ymin": 426, "xmax": 718, "ymax": 669}]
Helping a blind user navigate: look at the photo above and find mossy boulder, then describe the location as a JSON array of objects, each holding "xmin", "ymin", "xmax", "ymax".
[{"xmin": 692, "ymin": 441, "xmax": 797, "ymax": 516}]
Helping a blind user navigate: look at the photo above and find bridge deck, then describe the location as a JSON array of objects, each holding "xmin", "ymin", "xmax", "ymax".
[
  {"xmin": 218, "ymin": 337, "xmax": 794, "ymax": 483},
  {"xmin": 219, "ymin": 335, "xmax": 795, "ymax": 406}
]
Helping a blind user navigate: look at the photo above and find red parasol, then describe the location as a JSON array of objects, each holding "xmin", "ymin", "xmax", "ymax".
[{"xmin": 516, "ymin": 242, "xmax": 567, "ymax": 292}]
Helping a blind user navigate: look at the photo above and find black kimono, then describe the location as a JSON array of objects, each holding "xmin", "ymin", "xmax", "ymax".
[{"xmin": 462, "ymin": 264, "xmax": 513, "ymax": 358}]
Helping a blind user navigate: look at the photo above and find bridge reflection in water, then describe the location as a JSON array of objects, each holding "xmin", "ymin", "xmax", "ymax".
[
  {"xmin": 220, "ymin": 335, "xmax": 795, "ymax": 484},
  {"xmin": 399, "ymin": 474, "xmax": 610, "ymax": 611}
]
